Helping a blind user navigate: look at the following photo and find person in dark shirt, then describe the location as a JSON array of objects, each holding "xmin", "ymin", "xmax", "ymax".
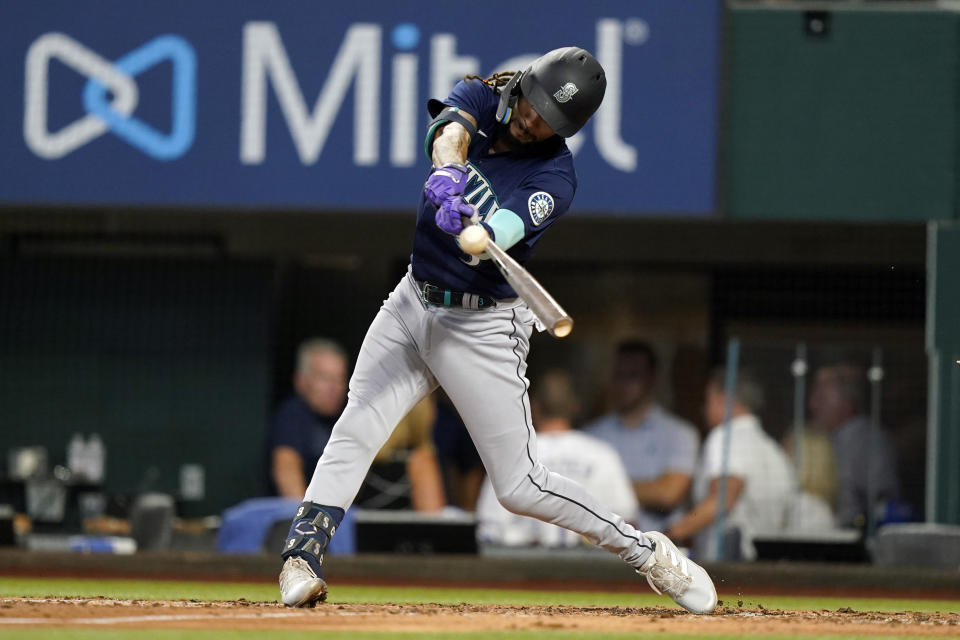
[
  {"xmin": 808, "ymin": 362, "xmax": 900, "ymax": 527},
  {"xmin": 267, "ymin": 338, "xmax": 348, "ymax": 498}
]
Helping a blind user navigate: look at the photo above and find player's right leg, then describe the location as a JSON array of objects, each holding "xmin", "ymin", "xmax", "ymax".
[
  {"xmin": 426, "ymin": 303, "xmax": 716, "ymax": 614},
  {"xmin": 280, "ymin": 275, "xmax": 436, "ymax": 607}
]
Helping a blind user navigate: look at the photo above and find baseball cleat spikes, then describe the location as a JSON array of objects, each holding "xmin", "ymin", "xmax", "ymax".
[
  {"xmin": 279, "ymin": 556, "xmax": 328, "ymax": 607},
  {"xmin": 636, "ymin": 531, "xmax": 717, "ymax": 614}
]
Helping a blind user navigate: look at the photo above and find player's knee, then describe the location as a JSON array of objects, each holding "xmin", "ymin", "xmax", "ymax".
[
  {"xmin": 325, "ymin": 398, "xmax": 394, "ymax": 459},
  {"xmin": 496, "ymin": 489, "xmax": 529, "ymax": 516},
  {"xmin": 494, "ymin": 474, "xmax": 541, "ymax": 516}
]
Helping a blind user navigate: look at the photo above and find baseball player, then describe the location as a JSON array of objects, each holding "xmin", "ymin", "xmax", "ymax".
[{"xmin": 278, "ymin": 46, "xmax": 717, "ymax": 614}]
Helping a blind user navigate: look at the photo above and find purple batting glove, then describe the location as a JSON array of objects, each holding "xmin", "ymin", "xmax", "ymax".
[
  {"xmin": 435, "ymin": 195, "xmax": 475, "ymax": 235},
  {"xmin": 424, "ymin": 163, "xmax": 469, "ymax": 207}
]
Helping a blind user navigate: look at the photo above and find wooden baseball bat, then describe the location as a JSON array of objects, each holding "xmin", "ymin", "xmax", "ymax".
[
  {"xmin": 459, "ymin": 221, "xmax": 572, "ymax": 338},
  {"xmin": 485, "ymin": 240, "xmax": 573, "ymax": 338}
]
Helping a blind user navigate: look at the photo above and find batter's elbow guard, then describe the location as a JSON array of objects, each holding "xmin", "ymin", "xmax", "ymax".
[{"xmin": 424, "ymin": 106, "xmax": 477, "ymax": 160}]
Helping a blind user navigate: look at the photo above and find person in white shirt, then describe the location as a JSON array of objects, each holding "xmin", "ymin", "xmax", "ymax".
[
  {"xmin": 476, "ymin": 369, "xmax": 638, "ymax": 548},
  {"xmin": 668, "ymin": 367, "xmax": 796, "ymax": 561}
]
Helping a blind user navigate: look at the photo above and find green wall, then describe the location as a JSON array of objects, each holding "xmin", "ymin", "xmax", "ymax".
[
  {"xmin": 726, "ymin": 6, "xmax": 960, "ymax": 221},
  {"xmin": 727, "ymin": 5, "xmax": 960, "ymax": 523},
  {"xmin": 0, "ymin": 257, "xmax": 273, "ymax": 516}
]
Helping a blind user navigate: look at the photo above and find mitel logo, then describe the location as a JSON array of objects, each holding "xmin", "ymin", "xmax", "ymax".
[
  {"xmin": 24, "ymin": 33, "xmax": 196, "ymax": 160},
  {"xmin": 240, "ymin": 18, "xmax": 643, "ymax": 171}
]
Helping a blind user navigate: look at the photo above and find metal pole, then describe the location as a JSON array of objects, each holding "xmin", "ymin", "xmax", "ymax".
[
  {"xmin": 791, "ymin": 343, "xmax": 808, "ymax": 486},
  {"xmin": 714, "ymin": 337, "xmax": 740, "ymax": 562},
  {"xmin": 866, "ymin": 347, "xmax": 884, "ymax": 545}
]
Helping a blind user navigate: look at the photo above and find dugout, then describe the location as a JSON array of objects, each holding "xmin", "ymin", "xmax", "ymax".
[{"xmin": 0, "ymin": 0, "xmax": 956, "ymax": 546}]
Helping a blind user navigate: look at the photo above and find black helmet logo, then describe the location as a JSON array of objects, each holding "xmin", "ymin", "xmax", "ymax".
[{"xmin": 553, "ymin": 83, "xmax": 579, "ymax": 104}]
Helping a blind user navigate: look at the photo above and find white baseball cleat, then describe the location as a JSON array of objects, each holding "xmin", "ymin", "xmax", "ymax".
[
  {"xmin": 636, "ymin": 531, "xmax": 717, "ymax": 614},
  {"xmin": 279, "ymin": 556, "xmax": 328, "ymax": 607}
]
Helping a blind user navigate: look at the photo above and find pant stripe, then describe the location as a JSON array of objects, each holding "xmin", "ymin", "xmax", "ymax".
[
  {"xmin": 506, "ymin": 309, "xmax": 535, "ymax": 469},
  {"xmin": 507, "ymin": 309, "xmax": 651, "ymax": 550}
]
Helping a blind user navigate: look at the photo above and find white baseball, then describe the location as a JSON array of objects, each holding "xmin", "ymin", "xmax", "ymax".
[{"xmin": 458, "ymin": 224, "xmax": 489, "ymax": 256}]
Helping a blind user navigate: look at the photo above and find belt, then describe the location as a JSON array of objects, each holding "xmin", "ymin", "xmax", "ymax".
[{"xmin": 418, "ymin": 280, "xmax": 495, "ymax": 310}]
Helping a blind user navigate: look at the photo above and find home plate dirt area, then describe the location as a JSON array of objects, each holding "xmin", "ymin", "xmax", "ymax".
[{"xmin": 1, "ymin": 598, "xmax": 959, "ymax": 636}]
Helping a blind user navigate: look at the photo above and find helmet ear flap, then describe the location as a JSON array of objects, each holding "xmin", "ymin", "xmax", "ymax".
[{"xmin": 495, "ymin": 72, "xmax": 524, "ymax": 124}]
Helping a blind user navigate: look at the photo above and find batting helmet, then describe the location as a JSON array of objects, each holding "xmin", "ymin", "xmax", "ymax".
[{"xmin": 495, "ymin": 47, "xmax": 606, "ymax": 138}]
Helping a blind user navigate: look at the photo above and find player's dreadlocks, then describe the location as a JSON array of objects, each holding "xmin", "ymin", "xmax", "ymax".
[{"xmin": 464, "ymin": 71, "xmax": 517, "ymax": 94}]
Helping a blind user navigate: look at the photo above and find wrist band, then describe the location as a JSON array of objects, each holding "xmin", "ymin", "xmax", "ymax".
[{"xmin": 437, "ymin": 162, "xmax": 468, "ymax": 173}]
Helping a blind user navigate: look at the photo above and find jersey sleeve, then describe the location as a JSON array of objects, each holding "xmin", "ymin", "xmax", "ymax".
[
  {"xmin": 496, "ymin": 168, "xmax": 576, "ymax": 249},
  {"xmin": 427, "ymin": 79, "xmax": 495, "ymax": 129},
  {"xmin": 443, "ymin": 79, "xmax": 490, "ymax": 118},
  {"xmin": 425, "ymin": 79, "xmax": 497, "ymax": 160}
]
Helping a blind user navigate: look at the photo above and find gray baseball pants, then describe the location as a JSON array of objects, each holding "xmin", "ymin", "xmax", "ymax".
[{"xmin": 305, "ymin": 270, "xmax": 653, "ymax": 568}]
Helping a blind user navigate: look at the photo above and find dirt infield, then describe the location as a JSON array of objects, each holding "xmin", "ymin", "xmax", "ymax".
[{"xmin": 1, "ymin": 597, "xmax": 959, "ymax": 636}]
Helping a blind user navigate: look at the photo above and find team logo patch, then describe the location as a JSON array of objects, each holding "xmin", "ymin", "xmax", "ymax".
[
  {"xmin": 528, "ymin": 192, "xmax": 555, "ymax": 226},
  {"xmin": 553, "ymin": 82, "xmax": 579, "ymax": 103}
]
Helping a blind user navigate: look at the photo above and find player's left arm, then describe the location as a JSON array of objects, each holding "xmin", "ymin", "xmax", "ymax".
[
  {"xmin": 424, "ymin": 109, "xmax": 479, "ymax": 233},
  {"xmin": 634, "ymin": 426, "xmax": 699, "ymax": 510},
  {"xmin": 429, "ymin": 110, "xmax": 477, "ymax": 167},
  {"xmin": 633, "ymin": 472, "xmax": 694, "ymax": 512},
  {"xmin": 667, "ymin": 476, "xmax": 745, "ymax": 543}
]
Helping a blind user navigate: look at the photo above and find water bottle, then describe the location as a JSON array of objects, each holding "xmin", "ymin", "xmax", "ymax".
[
  {"xmin": 67, "ymin": 434, "xmax": 85, "ymax": 480},
  {"xmin": 86, "ymin": 434, "xmax": 105, "ymax": 484}
]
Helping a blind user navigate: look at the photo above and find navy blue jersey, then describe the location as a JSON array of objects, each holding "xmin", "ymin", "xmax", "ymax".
[{"xmin": 411, "ymin": 79, "xmax": 577, "ymax": 299}]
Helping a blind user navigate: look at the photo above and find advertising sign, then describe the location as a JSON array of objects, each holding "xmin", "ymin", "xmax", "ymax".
[{"xmin": 1, "ymin": 2, "xmax": 721, "ymax": 214}]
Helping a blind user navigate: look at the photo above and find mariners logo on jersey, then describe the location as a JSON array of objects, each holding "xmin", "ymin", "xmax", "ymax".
[
  {"xmin": 528, "ymin": 192, "xmax": 555, "ymax": 226},
  {"xmin": 461, "ymin": 162, "xmax": 499, "ymax": 217}
]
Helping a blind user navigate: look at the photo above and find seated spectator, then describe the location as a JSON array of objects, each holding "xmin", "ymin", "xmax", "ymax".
[
  {"xmin": 433, "ymin": 390, "xmax": 484, "ymax": 511},
  {"xmin": 353, "ymin": 395, "xmax": 446, "ymax": 512},
  {"xmin": 476, "ymin": 370, "xmax": 637, "ymax": 548},
  {"xmin": 267, "ymin": 339, "xmax": 446, "ymax": 512},
  {"xmin": 808, "ymin": 362, "xmax": 900, "ymax": 527},
  {"xmin": 583, "ymin": 341, "xmax": 699, "ymax": 532},
  {"xmin": 267, "ymin": 338, "xmax": 348, "ymax": 498},
  {"xmin": 782, "ymin": 425, "xmax": 837, "ymax": 509},
  {"xmin": 668, "ymin": 368, "xmax": 796, "ymax": 561}
]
